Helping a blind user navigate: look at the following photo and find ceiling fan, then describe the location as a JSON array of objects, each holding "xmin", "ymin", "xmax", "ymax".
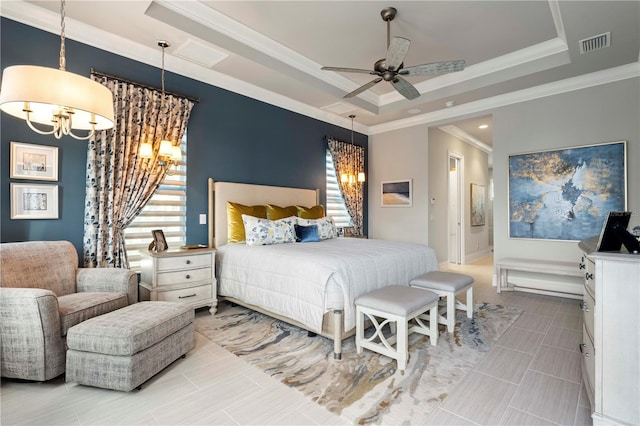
[{"xmin": 321, "ymin": 7, "xmax": 465, "ymax": 100}]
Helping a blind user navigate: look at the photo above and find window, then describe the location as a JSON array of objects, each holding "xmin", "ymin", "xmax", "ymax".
[
  {"xmin": 124, "ymin": 135, "xmax": 187, "ymax": 271},
  {"xmin": 326, "ymin": 149, "xmax": 352, "ymax": 228}
]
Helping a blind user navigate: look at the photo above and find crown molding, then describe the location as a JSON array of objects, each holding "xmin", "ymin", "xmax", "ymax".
[
  {"xmin": 369, "ymin": 62, "xmax": 640, "ymax": 135},
  {"xmin": 0, "ymin": 0, "xmax": 369, "ymax": 134},
  {"xmin": 2, "ymin": 1, "xmax": 637, "ymax": 137},
  {"xmin": 154, "ymin": 0, "xmax": 380, "ymax": 106},
  {"xmin": 438, "ymin": 125, "xmax": 493, "ymax": 153}
]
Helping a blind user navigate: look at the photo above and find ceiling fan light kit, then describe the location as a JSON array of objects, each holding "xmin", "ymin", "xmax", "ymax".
[{"xmin": 321, "ymin": 6, "xmax": 465, "ymax": 101}]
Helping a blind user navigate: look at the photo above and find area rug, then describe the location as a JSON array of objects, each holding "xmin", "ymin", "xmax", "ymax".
[{"xmin": 195, "ymin": 302, "xmax": 521, "ymax": 425}]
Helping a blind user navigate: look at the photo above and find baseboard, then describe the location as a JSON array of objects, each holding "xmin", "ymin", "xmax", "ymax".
[{"xmin": 465, "ymin": 248, "xmax": 493, "ymax": 263}]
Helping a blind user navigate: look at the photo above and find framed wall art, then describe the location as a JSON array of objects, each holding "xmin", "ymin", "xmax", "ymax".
[
  {"xmin": 10, "ymin": 142, "xmax": 58, "ymax": 181},
  {"xmin": 381, "ymin": 179, "xmax": 412, "ymax": 207},
  {"xmin": 508, "ymin": 140, "xmax": 626, "ymax": 241},
  {"xmin": 471, "ymin": 183, "xmax": 486, "ymax": 226},
  {"xmin": 11, "ymin": 183, "xmax": 59, "ymax": 219},
  {"xmin": 151, "ymin": 229, "xmax": 168, "ymax": 252}
]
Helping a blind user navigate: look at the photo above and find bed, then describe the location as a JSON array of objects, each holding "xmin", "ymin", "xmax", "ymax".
[{"xmin": 207, "ymin": 178, "xmax": 439, "ymax": 358}]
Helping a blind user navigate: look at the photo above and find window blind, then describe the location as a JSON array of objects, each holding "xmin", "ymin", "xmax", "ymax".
[
  {"xmin": 124, "ymin": 137, "xmax": 187, "ymax": 271},
  {"xmin": 326, "ymin": 149, "xmax": 353, "ymax": 228}
]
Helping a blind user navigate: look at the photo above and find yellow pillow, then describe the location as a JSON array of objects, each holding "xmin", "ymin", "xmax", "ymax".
[
  {"xmin": 297, "ymin": 205, "xmax": 325, "ymax": 219},
  {"xmin": 227, "ymin": 201, "xmax": 267, "ymax": 243},
  {"xmin": 266, "ymin": 204, "xmax": 298, "ymax": 220}
]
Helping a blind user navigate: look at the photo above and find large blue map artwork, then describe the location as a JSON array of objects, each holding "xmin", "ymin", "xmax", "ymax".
[{"xmin": 509, "ymin": 142, "xmax": 626, "ymax": 240}]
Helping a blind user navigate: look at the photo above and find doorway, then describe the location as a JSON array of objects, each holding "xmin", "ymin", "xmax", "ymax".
[{"xmin": 448, "ymin": 153, "xmax": 464, "ymax": 264}]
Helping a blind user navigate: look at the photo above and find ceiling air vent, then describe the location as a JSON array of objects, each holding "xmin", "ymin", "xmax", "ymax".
[{"xmin": 579, "ymin": 32, "xmax": 610, "ymax": 54}]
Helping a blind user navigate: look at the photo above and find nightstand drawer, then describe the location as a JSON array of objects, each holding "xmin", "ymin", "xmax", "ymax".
[
  {"xmin": 582, "ymin": 289, "xmax": 595, "ymax": 339},
  {"xmin": 157, "ymin": 267, "xmax": 212, "ymax": 286},
  {"xmin": 156, "ymin": 283, "xmax": 212, "ymax": 304},
  {"xmin": 581, "ymin": 325, "xmax": 595, "ymax": 401},
  {"xmin": 156, "ymin": 253, "xmax": 212, "ymax": 272}
]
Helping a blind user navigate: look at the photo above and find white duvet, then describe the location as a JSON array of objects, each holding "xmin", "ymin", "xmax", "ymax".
[{"xmin": 216, "ymin": 238, "xmax": 438, "ymax": 332}]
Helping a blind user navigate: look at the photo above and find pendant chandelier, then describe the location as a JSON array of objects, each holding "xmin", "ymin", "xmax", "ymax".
[
  {"xmin": 139, "ymin": 41, "xmax": 181, "ymax": 175},
  {"xmin": 340, "ymin": 115, "xmax": 366, "ymax": 185},
  {"xmin": 0, "ymin": 0, "xmax": 114, "ymax": 140}
]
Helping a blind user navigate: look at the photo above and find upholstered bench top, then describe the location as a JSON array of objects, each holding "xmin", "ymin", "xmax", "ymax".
[
  {"xmin": 355, "ymin": 285, "xmax": 439, "ymax": 316},
  {"xmin": 410, "ymin": 271, "xmax": 474, "ymax": 292},
  {"xmin": 67, "ymin": 301, "xmax": 194, "ymax": 357}
]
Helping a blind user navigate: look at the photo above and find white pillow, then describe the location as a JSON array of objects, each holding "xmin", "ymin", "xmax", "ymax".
[
  {"xmin": 296, "ymin": 216, "xmax": 337, "ymax": 240},
  {"xmin": 242, "ymin": 215, "xmax": 296, "ymax": 246}
]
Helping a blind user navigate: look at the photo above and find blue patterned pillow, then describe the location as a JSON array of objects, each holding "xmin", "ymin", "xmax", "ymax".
[
  {"xmin": 242, "ymin": 215, "xmax": 296, "ymax": 246},
  {"xmin": 296, "ymin": 216, "xmax": 337, "ymax": 240},
  {"xmin": 294, "ymin": 224, "xmax": 320, "ymax": 243}
]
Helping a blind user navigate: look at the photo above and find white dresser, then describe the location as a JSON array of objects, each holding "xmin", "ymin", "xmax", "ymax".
[
  {"xmin": 140, "ymin": 247, "xmax": 217, "ymax": 314},
  {"xmin": 579, "ymin": 242, "xmax": 639, "ymax": 426}
]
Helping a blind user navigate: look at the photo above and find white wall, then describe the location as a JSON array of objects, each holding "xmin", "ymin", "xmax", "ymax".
[
  {"xmin": 493, "ymin": 78, "xmax": 640, "ymax": 264},
  {"xmin": 368, "ymin": 78, "xmax": 639, "ymax": 267},
  {"xmin": 428, "ymin": 128, "xmax": 490, "ymax": 263},
  {"xmin": 368, "ymin": 125, "xmax": 489, "ymax": 262},
  {"xmin": 368, "ymin": 125, "xmax": 429, "ymax": 245}
]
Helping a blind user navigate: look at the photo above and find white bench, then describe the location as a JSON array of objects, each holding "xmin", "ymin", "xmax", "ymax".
[{"xmin": 495, "ymin": 257, "xmax": 583, "ymax": 299}]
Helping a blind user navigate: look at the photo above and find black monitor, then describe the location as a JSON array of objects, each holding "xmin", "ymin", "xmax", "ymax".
[{"xmin": 596, "ymin": 211, "xmax": 639, "ymax": 254}]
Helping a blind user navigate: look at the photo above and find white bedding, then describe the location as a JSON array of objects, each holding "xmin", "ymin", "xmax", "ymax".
[{"xmin": 216, "ymin": 238, "xmax": 439, "ymax": 332}]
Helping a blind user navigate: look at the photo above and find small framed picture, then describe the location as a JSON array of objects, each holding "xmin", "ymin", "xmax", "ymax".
[
  {"xmin": 10, "ymin": 142, "xmax": 58, "ymax": 181},
  {"xmin": 470, "ymin": 183, "xmax": 486, "ymax": 226},
  {"xmin": 381, "ymin": 179, "xmax": 412, "ymax": 207},
  {"xmin": 11, "ymin": 183, "xmax": 59, "ymax": 219},
  {"xmin": 151, "ymin": 229, "xmax": 168, "ymax": 252}
]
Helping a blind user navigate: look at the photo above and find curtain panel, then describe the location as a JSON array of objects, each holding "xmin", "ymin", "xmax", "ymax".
[
  {"xmin": 327, "ymin": 138, "xmax": 365, "ymax": 236},
  {"xmin": 83, "ymin": 74, "xmax": 194, "ymax": 268}
]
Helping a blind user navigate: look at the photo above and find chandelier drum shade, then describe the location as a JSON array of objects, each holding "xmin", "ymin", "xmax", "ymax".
[
  {"xmin": 0, "ymin": 0, "xmax": 114, "ymax": 140},
  {"xmin": 0, "ymin": 65, "xmax": 115, "ymax": 132}
]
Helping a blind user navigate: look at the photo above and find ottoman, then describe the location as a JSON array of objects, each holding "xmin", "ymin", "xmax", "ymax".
[
  {"xmin": 410, "ymin": 271, "xmax": 474, "ymax": 333},
  {"xmin": 355, "ymin": 285, "xmax": 439, "ymax": 371},
  {"xmin": 66, "ymin": 301, "xmax": 194, "ymax": 391}
]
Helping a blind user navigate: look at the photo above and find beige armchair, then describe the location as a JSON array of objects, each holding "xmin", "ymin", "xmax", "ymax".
[{"xmin": 0, "ymin": 241, "xmax": 137, "ymax": 381}]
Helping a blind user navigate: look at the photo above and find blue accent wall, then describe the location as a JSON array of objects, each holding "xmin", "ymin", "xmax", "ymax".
[{"xmin": 0, "ymin": 18, "xmax": 368, "ymax": 256}]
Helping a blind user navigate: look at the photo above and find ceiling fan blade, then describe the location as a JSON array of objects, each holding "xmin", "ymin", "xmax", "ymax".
[
  {"xmin": 391, "ymin": 75, "xmax": 420, "ymax": 100},
  {"xmin": 344, "ymin": 78, "xmax": 383, "ymax": 98},
  {"xmin": 321, "ymin": 66, "xmax": 375, "ymax": 75},
  {"xmin": 386, "ymin": 37, "xmax": 411, "ymax": 71},
  {"xmin": 399, "ymin": 60, "xmax": 466, "ymax": 76}
]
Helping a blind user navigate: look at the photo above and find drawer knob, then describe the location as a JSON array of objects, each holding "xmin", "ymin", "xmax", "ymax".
[
  {"xmin": 185, "ymin": 274, "xmax": 191, "ymax": 279},
  {"xmin": 179, "ymin": 293, "xmax": 196, "ymax": 299},
  {"xmin": 579, "ymin": 301, "xmax": 589, "ymax": 312},
  {"xmin": 186, "ymin": 259, "xmax": 191, "ymax": 265},
  {"xmin": 579, "ymin": 263, "xmax": 585, "ymax": 270},
  {"xmin": 585, "ymin": 272, "xmax": 593, "ymax": 281}
]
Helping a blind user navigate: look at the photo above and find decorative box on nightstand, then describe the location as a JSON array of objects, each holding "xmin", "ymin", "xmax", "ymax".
[{"xmin": 139, "ymin": 247, "xmax": 217, "ymax": 314}]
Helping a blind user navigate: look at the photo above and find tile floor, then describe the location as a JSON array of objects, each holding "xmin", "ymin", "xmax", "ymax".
[{"xmin": 0, "ymin": 256, "xmax": 593, "ymax": 425}]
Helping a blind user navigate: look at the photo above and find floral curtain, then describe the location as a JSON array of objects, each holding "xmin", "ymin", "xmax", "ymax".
[
  {"xmin": 83, "ymin": 74, "xmax": 194, "ymax": 268},
  {"xmin": 328, "ymin": 138, "xmax": 365, "ymax": 236}
]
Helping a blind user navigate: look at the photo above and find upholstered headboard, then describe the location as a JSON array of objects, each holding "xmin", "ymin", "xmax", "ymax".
[{"xmin": 208, "ymin": 178, "xmax": 319, "ymax": 248}]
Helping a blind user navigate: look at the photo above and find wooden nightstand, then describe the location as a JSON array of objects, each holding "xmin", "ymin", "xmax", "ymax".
[{"xmin": 139, "ymin": 247, "xmax": 217, "ymax": 314}]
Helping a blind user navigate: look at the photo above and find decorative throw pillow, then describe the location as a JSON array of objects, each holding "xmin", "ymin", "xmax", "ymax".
[
  {"xmin": 296, "ymin": 216, "xmax": 337, "ymax": 240},
  {"xmin": 297, "ymin": 205, "xmax": 325, "ymax": 219},
  {"xmin": 227, "ymin": 202, "xmax": 267, "ymax": 243},
  {"xmin": 242, "ymin": 215, "xmax": 296, "ymax": 246},
  {"xmin": 266, "ymin": 204, "xmax": 298, "ymax": 220},
  {"xmin": 294, "ymin": 224, "xmax": 320, "ymax": 243}
]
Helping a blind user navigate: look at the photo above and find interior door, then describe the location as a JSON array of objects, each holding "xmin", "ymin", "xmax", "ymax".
[{"xmin": 448, "ymin": 156, "xmax": 462, "ymax": 264}]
